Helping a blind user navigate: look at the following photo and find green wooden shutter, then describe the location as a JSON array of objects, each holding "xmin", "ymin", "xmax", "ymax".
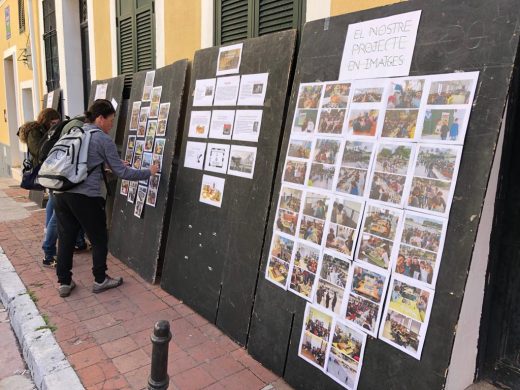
[
  {"xmin": 116, "ymin": 0, "xmax": 155, "ymax": 94},
  {"xmin": 215, "ymin": 0, "xmax": 304, "ymax": 45},
  {"xmin": 135, "ymin": 4, "xmax": 155, "ymax": 71},
  {"xmin": 18, "ymin": 0, "xmax": 25, "ymax": 33},
  {"xmin": 215, "ymin": 0, "xmax": 251, "ymax": 45}
]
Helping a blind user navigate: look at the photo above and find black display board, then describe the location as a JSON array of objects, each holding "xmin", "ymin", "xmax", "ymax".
[
  {"xmin": 42, "ymin": 88, "xmax": 61, "ymax": 110},
  {"xmin": 247, "ymin": 1, "xmax": 520, "ymax": 389},
  {"xmin": 89, "ymin": 76, "xmax": 126, "ymax": 227},
  {"xmin": 160, "ymin": 31, "xmax": 297, "ymax": 344},
  {"xmin": 88, "ymin": 76, "xmax": 125, "ymax": 141},
  {"xmin": 108, "ymin": 60, "xmax": 189, "ymax": 283}
]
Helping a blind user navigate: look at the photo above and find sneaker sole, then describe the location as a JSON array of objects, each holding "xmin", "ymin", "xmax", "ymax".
[{"xmin": 92, "ymin": 278, "xmax": 123, "ymax": 294}]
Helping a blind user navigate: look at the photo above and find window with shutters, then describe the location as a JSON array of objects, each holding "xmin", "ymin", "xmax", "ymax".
[
  {"xmin": 116, "ymin": 0, "xmax": 156, "ymax": 95},
  {"xmin": 214, "ymin": 0, "xmax": 305, "ymax": 45},
  {"xmin": 80, "ymin": 0, "xmax": 90, "ymax": 109},
  {"xmin": 18, "ymin": 0, "xmax": 25, "ymax": 33},
  {"xmin": 42, "ymin": 0, "xmax": 60, "ymax": 92}
]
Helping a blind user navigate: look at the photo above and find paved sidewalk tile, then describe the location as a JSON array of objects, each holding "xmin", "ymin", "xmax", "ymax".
[{"xmin": 0, "ymin": 180, "xmax": 291, "ymax": 390}]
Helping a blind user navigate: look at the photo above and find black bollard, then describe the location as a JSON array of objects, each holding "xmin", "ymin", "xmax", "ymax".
[{"xmin": 148, "ymin": 320, "xmax": 172, "ymax": 390}]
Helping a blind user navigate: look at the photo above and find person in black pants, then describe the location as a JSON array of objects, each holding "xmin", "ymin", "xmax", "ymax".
[{"xmin": 54, "ymin": 100, "xmax": 159, "ymax": 297}]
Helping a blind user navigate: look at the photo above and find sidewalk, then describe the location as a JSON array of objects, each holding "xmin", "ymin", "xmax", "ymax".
[
  {"xmin": 0, "ymin": 302, "xmax": 36, "ymax": 389},
  {"xmin": 0, "ymin": 178, "xmax": 291, "ymax": 390}
]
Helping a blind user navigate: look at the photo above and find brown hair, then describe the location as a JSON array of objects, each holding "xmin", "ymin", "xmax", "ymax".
[{"xmin": 36, "ymin": 108, "xmax": 60, "ymax": 130}]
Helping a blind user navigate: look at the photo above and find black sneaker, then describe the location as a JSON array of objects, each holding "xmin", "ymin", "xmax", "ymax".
[
  {"xmin": 74, "ymin": 243, "xmax": 89, "ymax": 251},
  {"xmin": 42, "ymin": 258, "xmax": 57, "ymax": 268}
]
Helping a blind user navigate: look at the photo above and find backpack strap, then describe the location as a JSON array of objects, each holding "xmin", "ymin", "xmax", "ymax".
[{"xmin": 86, "ymin": 163, "xmax": 112, "ymax": 197}]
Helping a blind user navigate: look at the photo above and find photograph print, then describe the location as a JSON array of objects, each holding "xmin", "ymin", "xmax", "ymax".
[
  {"xmin": 427, "ymin": 73, "xmax": 478, "ymax": 105},
  {"xmin": 288, "ymin": 242, "xmax": 320, "ymax": 300},
  {"xmin": 317, "ymin": 108, "xmax": 346, "ymax": 135},
  {"xmin": 299, "ymin": 191, "xmax": 330, "ymax": 246},
  {"xmin": 386, "ymin": 78, "xmax": 425, "ymax": 109},
  {"xmin": 292, "ymin": 109, "xmax": 318, "ymax": 134},
  {"xmin": 393, "ymin": 211, "xmax": 447, "ymax": 288},
  {"xmin": 313, "ymin": 252, "xmax": 350, "ymax": 315},
  {"xmin": 325, "ymin": 196, "xmax": 364, "ymax": 259},
  {"xmin": 381, "ymin": 109, "xmax": 419, "ymax": 139},
  {"xmin": 336, "ymin": 141, "xmax": 375, "ymax": 198},
  {"xmin": 299, "ymin": 303, "xmax": 333, "ymax": 369},
  {"xmin": 288, "ymin": 139, "xmax": 312, "ymax": 159},
  {"xmin": 321, "ymin": 82, "xmax": 351, "ymax": 109},
  {"xmin": 326, "ymin": 319, "xmax": 367, "ymax": 390},
  {"xmin": 297, "ymin": 83, "xmax": 323, "ymax": 109},
  {"xmin": 227, "ymin": 145, "xmax": 257, "ymax": 179},
  {"xmin": 283, "ymin": 159, "xmax": 308, "ymax": 186},
  {"xmin": 199, "ymin": 174, "xmax": 225, "ymax": 208},
  {"xmin": 129, "ymin": 101, "xmax": 141, "ymax": 130},
  {"xmin": 346, "ymin": 109, "xmax": 379, "ymax": 137},
  {"xmin": 419, "ymin": 108, "xmax": 467, "ymax": 143},
  {"xmin": 379, "ymin": 275, "xmax": 435, "ymax": 359},
  {"xmin": 355, "ymin": 203, "xmax": 403, "ymax": 270},
  {"xmin": 406, "ymin": 144, "xmax": 462, "ymax": 217},
  {"xmin": 266, "ymin": 233, "xmax": 294, "ymax": 288},
  {"xmin": 368, "ymin": 142, "xmax": 414, "ymax": 207}
]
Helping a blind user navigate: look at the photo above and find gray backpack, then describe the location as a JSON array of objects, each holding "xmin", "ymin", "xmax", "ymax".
[{"xmin": 36, "ymin": 126, "xmax": 101, "ymax": 191}]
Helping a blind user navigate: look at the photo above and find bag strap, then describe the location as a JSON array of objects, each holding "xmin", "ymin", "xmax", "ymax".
[{"xmin": 86, "ymin": 163, "xmax": 112, "ymax": 197}]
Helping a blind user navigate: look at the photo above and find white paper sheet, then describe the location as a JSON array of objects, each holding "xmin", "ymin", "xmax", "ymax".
[
  {"xmin": 216, "ymin": 43, "xmax": 243, "ymax": 76},
  {"xmin": 237, "ymin": 73, "xmax": 269, "ymax": 106},
  {"xmin": 209, "ymin": 110, "xmax": 235, "ymax": 140},
  {"xmin": 184, "ymin": 141, "xmax": 207, "ymax": 170},
  {"xmin": 188, "ymin": 111, "xmax": 212, "ymax": 138},
  {"xmin": 94, "ymin": 83, "xmax": 108, "ymax": 100},
  {"xmin": 199, "ymin": 174, "xmax": 225, "ymax": 208},
  {"xmin": 214, "ymin": 75, "xmax": 240, "ymax": 106},
  {"xmin": 193, "ymin": 78, "xmax": 216, "ymax": 106},
  {"xmin": 339, "ymin": 11, "xmax": 422, "ymax": 80},
  {"xmin": 232, "ymin": 110, "xmax": 263, "ymax": 142}
]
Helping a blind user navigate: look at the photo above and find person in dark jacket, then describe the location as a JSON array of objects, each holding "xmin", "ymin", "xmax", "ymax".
[
  {"xmin": 53, "ymin": 100, "xmax": 159, "ymax": 297},
  {"xmin": 18, "ymin": 108, "xmax": 60, "ymax": 165}
]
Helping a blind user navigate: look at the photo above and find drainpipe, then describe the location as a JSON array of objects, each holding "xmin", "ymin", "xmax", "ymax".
[{"xmin": 27, "ymin": 0, "xmax": 41, "ymax": 115}]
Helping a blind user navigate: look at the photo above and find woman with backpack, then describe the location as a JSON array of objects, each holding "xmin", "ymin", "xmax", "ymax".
[
  {"xmin": 53, "ymin": 100, "xmax": 159, "ymax": 297},
  {"xmin": 18, "ymin": 108, "xmax": 60, "ymax": 165}
]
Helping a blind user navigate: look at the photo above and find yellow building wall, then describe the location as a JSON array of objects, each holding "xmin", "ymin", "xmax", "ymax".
[
  {"xmin": 330, "ymin": 0, "xmax": 404, "ymax": 16},
  {"xmin": 0, "ymin": 0, "xmax": 41, "ymax": 146},
  {"xmin": 92, "ymin": 0, "xmax": 112, "ymax": 79},
  {"xmin": 164, "ymin": 0, "xmax": 201, "ymax": 63}
]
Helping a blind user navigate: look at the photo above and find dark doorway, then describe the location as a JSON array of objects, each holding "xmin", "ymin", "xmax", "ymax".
[
  {"xmin": 479, "ymin": 61, "xmax": 520, "ymax": 388},
  {"xmin": 80, "ymin": 0, "xmax": 90, "ymax": 110}
]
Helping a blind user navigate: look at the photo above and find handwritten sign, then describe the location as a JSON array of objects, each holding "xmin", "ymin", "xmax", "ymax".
[{"xmin": 339, "ymin": 10, "xmax": 421, "ymax": 80}]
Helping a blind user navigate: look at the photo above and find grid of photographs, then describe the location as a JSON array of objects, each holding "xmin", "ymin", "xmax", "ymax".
[
  {"xmin": 266, "ymin": 71, "xmax": 478, "ymax": 387},
  {"xmin": 299, "ymin": 303, "xmax": 367, "ymax": 390},
  {"xmin": 184, "ymin": 43, "xmax": 272, "ymax": 207},
  {"xmin": 120, "ymin": 70, "xmax": 171, "ymax": 216}
]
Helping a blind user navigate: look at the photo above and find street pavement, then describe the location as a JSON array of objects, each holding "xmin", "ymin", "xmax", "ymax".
[
  {"xmin": 0, "ymin": 177, "xmax": 291, "ymax": 390},
  {"xmin": 0, "ymin": 302, "xmax": 36, "ymax": 389}
]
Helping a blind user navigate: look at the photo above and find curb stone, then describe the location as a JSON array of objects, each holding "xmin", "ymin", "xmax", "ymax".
[{"xmin": 0, "ymin": 247, "xmax": 84, "ymax": 390}]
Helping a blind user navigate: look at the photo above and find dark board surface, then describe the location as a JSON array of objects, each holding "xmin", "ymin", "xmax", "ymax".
[
  {"xmin": 247, "ymin": 1, "xmax": 520, "ymax": 389},
  {"xmin": 160, "ymin": 30, "xmax": 297, "ymax": 344},
  {"xmin": 88, "ymin": 76, "xmax": 126, "ymax": 228},
  {"xmin": 88, "ymin": 76, "xmax": 125, "ymax": 141},
  {"xmin": 108, "ymin": 60, "xmax": 189, "ymax": 283},
  {"xmin": 42, "ymin": 88, "xmax": 61, "ymax": 111}
]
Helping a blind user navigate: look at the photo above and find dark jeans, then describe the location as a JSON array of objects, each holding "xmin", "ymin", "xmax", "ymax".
[{"xmin": 54, "ymin": 193, "xmax": 108, "ymax": 285}]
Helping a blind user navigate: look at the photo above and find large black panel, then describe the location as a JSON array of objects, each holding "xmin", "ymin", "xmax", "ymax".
[
  {"xmin": 88, "ymin": 76, "xmax": 125, "ymax": 141},
  {"xmin": 108, "ymin": 60, "xmax": 189, "ymax": 283},
  {"xmin": 161, "ymin": 31, "xmax": 297, "ymax": 344},
  {"xmin": 248, "ymin": 1, "xmax": 520, "ymax": 389}
]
